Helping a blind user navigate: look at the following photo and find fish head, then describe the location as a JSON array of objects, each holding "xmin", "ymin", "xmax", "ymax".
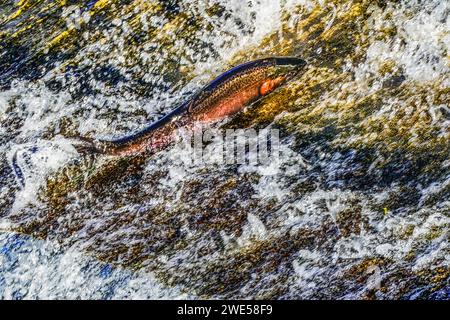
[{"xmin": 259, "ymin": 58, "xmax": 306, "ymax": 96}]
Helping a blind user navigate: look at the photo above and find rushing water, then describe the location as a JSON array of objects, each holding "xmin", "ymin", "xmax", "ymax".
[{"xmin": 0, "ymin": 0, "xmax": 449, "ymax": 299}]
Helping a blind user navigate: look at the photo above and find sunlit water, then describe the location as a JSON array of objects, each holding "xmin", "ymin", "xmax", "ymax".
[{"xmin": 0, "ymin": 0, "xmax": 448, "ymax": 299}]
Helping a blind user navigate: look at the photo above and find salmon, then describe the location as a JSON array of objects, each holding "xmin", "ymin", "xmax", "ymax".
[{"xmin": 77, "ymin": 57, "xmax": 306, "ymax": 156}]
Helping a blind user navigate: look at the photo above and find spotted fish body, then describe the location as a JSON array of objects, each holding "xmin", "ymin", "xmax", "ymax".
[{"xmin": 88, "ymin": 57, "xmax": 306, "ymax": 156}]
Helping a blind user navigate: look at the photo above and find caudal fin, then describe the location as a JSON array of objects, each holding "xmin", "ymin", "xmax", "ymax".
[
  {"xmin": 72, "ymin": 136, "xmax": 104, "ymax": 156},
  {"xmin": 71, "ymin": 135, "xmax": 121, "ymax": 156}
]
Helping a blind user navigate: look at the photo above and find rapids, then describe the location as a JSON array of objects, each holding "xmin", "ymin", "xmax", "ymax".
[{"xmin": 0, "ymin": 0, "xmax": 448, "ymax": 299}]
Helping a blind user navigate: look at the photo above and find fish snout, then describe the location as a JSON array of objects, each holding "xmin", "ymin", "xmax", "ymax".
[
  {"xmin": 273, "ymin": 56, "xmax": 307, "ymax": 68},
  {"xmin": 260, "ymin": 58, "xmax": 306, "ymax": 96},
  {"xmin": 270, "ymin": 56, "xmax": 307, "ymax": 84}
]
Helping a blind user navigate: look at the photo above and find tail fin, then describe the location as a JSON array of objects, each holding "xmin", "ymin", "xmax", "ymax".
[
  {"xmin": 72, "ymin": 136, "xmax": 105, "ymax": 156},
  {"xmin": 72, "ymin": 135, "xmax": 122, "ymax": 156}
]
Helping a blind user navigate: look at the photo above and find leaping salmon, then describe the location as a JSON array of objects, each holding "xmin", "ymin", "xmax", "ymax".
[{"xmin": 76, "ymin": 56, "xmax": 306, "ymax": 157}]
